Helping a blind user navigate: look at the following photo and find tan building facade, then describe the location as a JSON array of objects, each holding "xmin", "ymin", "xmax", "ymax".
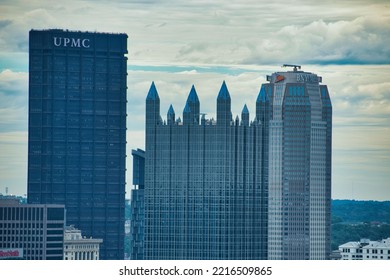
[{"xmin": 63, "ymin": 226, "xmax": 103, "ymax": 260}]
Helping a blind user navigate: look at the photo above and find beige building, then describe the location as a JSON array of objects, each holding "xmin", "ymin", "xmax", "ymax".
[{"xmin": 63, "ymin": 226, "xmax": 103, "ymax": 260}]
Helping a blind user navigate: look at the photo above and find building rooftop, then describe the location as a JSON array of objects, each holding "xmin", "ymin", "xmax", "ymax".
[
  {"xmin": 187, "ymin": 85, "xmax": 199, "ymax": 103},
  {"xmin": 363, "ymin": 238, "xmax": 390, "ymax": 249},
  {"xmin": 64, "ymin": 225, "xmax": 103, "ymax": 243},
  {"xmin": 339, "ymin": 242, "xmax": 361, "ymax": 248},
  {"xmin": 146, "ymin": 81, "xmax": 159, "ymax": 101},
  {"xmin": 217, "ymin": 81, "xmax": 231, "ymax": 100},
  {"xmin": 242, "ymin": 104, "xmax": 249, "ymax": 114},
  {"xmin": 339, "ymin": 238, "xmax": 390, "ymax": 249},
  {"xmin": 168, "ymin": 104, "xmax": 175, "ymax": 115},
  {"xmin": 30, "ymin": 28, "xmax": 127, "ymax": 36}
]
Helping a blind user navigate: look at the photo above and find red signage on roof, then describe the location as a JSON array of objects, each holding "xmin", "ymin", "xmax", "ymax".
[{"xmin": 275, "ymin": 75, "xmax": 285, "ymax": 83}]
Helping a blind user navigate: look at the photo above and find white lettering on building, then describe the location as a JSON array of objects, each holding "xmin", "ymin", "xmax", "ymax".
[
  {"xmin": 82, "ymin": 39, "xmax": 90, "ymax": 48},
  {"xmin": 53, "ymin": 37, "xmax": 91, "ymax": 48},
  {"xmin": 296, "ymin": 74, "xmax": 318, "ymax": 83}
]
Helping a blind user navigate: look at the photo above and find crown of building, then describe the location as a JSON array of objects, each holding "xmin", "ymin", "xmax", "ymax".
[{"xmin": 145, "ymin": 81, "xmax": 273, "ymax": 127}]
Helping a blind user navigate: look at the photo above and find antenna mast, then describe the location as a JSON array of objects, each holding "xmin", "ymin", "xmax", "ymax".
[{"xmin": 283, "ymin": 64, "xmax": 301, "ymax": 72}]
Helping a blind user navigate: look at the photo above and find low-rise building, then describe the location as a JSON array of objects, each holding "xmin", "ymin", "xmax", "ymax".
[
  {"xmin": 339, "ymin": 238, "xmax": 390, "ymax": 260},
  {"xmin": 0, "ymin": 199, "xmax": 65, "ymax": 260},
  {"xmin": 363, "ymin": 238, "xmax": 390, "ymax": 260},
  {"xmin": 63, "ymin": 225, "xmax": 103, "ymax": 260}
]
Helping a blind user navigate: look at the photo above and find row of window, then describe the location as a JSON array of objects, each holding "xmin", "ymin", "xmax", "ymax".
[{"xmin": 342, "ymin": 248, "xmax": 390, "ymax": 254}]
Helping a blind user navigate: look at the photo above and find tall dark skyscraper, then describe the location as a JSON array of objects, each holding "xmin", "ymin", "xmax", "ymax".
[
  {"xmin": 138, "ymin": 65, "xmax": 331, "ymax": 260},
  {"xmin": 27, "ymin": 29, "xmax": 128, "ymax": 259}
]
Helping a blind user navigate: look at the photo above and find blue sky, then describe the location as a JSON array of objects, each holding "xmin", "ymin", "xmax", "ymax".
[{"xmin": 0, "ymin": 0, "xmax": 389, "ymax": 200}]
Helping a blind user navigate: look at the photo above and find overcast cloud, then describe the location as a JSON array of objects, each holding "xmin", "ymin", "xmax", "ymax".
[{"xmin": 0, "ymin": 0, "xmax": 389, "ymax": 200}]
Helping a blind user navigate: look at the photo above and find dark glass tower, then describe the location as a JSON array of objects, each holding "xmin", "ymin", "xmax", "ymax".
[
  {"xmin": 27, "ymin": 29, "xmax": 128, "ymax": 260},
  {"xmin": 130, "ymin": 149, "xmax": 145, "ymax": 260},
  {"xmin": 143, "ymin": 82, "xmax": 267, "ymax": 259}
]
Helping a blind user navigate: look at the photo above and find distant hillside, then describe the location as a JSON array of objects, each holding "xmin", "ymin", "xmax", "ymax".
[
  {"xmin": 331, "ymin": 199, "xmax": 390, "ymax": 250},
  {"xmin": 332, "ymin": 199, "xmax": 390, "ymax": 224}
]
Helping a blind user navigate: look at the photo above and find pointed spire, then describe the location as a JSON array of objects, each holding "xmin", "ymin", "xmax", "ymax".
[
  {"xmin": 146, "ymin": 81, "xmax": 161, "ymax": 128},
  {"xmin": 168, "ymin": 104, "xmax": 175, "ymax": 115},
  {"xmin": 185, "ymin": 85, "xmax": 200, "ymax": 124},
  {"xmin": 187, "ymin": 85, "xmax": 199, "ymax": 103},
  {"xmin": 217, "ymin": 81, "xmax": 232, "ymax": 126},
  {"xmin": 217, "ymin": 81, "xmax": 231, "ymax": 100},
  {"xmin": 146, "ymin": 81, "xmax": 159, "ymax": 101},
  {"xmin": 167, "ymin": 104, "xmax": 175, "ymax": 125},
  {"xmin": 242, "ymin": 104, "xmax": 249, "ymax": 114},
  {"xmin": 241, "ymin": 104, "xmax": 249, "ymax": 126}
]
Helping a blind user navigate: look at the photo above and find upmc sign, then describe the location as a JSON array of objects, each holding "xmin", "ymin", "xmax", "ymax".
[{"xmin": 53, "ymin": 37, "xmax": 90, "ymax": 48}]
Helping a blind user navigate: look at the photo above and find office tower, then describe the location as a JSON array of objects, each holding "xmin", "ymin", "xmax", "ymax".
[
  {"xmin": 27, "ymin": 29, "xmax": 128, "ymax": 259},
  {"xmin": 143, "ymin": 81, "xmax": 267, "ymax": 259},
  {"xmin": 0, "ymin": 200, "xmax": 65, "ymax": 260},
  {"xmin": 130, "ymin": 149, "xmax": 145, "ymax": 259},
  {"xmin": 260, "ymin": 65, "xmax": 332, "ymax": 259}
]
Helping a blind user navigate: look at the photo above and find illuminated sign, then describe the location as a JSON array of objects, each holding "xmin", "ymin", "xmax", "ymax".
[
  {"xmin": 0, "ymin": 248, "xmax": 23, "ymax": 259},
  {"xmin": 53, "ymin": 37, "xmax": 90, "ymax": 48},
  {"xmin": 296, "ymin": 73, "xmax": 318, "ymax": 83},
  {"xmin": 275, "ymin": 75, "xmax": 285, "ymax": 83}
]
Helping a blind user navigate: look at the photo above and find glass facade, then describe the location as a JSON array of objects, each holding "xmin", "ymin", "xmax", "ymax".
[
  {"xmin": 136, "ymin": 68, "xmax": 331, "ymax": 260},
  {"xmin": 27, "ymin": 29, "xmax": 128, "ymax": 260},
  {"xmin": 260, "ymin": 70, "xmax": 332, "ymax": 260},
  {"xmin": 130, "ymin": 149, "xmax": 145, "ymax": 260},
  {"xmin": 142, "ymin": 82, "xmax": 267, "ymax": 260}
]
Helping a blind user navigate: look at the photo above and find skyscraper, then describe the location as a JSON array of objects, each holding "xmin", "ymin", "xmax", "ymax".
[
  {"xmin": 260, "ymin": 65, "xmax": 332, "ymax": 260},
  {"xmin": 130, "ymin": 149, "xmax": 145, "ymax": 260},
  {"xmin": 143, "ymin": 81, "xmax": 267, "ymax": 259},
  {"xmin": 27, "ymin": 29, "xmax": 128, "ymax": 259},
  {"xmin": 138, "ymin": 65, "xmax": 331, "ymax": 260}
]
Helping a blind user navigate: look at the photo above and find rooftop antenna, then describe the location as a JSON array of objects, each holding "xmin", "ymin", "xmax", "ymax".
[{"xmin": 283, "ymin": 64, "xmax": 301, "ymax": 72}]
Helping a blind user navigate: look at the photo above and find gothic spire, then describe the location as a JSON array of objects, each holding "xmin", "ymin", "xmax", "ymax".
[
  {"xmin": 187, "ymin": 85, "xmax": 199, "ymax": 103},
  {"xmin": 146, "ymin": 81, "xmax": 159, "ymax": 101},
  {"xmin": 217, "ymin": 81, "xmax": 231, "ymax": 100}
]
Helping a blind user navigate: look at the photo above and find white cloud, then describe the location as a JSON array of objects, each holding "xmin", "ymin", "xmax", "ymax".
[
  {"xmin": 0, "ymin": 0, "xmax": 389, "ymax": 199},
  {"xmin": 2, "ymin": 0, "xmax": 389, "ymax": 65},
  {"xmin": 0, "ymin": 131, "xmax": 27, "ymax": 195},
  {"xmin": 0, "ymin": 69, "xmax": 27, "ymax": 94},
  {"xmin": 0, "ymin": 69, "xmax": 28, "ymax": 131}
]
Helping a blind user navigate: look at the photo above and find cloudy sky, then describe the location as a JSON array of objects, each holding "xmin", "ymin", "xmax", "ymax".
[{"xmin": 0, "ymin": 0, "xmax": 389, "ymax": 200}]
